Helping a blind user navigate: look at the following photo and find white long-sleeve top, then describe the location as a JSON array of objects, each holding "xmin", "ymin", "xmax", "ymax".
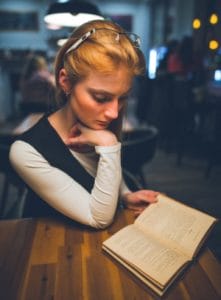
[{"xmin": 9, "ymin": 140, "xmax": 130, "ymax": 229}]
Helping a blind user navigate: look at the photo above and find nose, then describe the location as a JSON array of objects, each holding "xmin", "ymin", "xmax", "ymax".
[{"xmin": 104, "ymin": 98, "xmax": 119, "ymax": 120}]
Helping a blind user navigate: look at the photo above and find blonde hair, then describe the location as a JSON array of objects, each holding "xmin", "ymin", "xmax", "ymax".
[{"xmin": 54, "ymin": 19, "xmax": 146, "ymax": 138}]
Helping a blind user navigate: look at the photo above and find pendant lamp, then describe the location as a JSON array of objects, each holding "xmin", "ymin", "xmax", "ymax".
[{"xmin": 44, "ymin": 0, "xmax": 104, "ymax": 28}]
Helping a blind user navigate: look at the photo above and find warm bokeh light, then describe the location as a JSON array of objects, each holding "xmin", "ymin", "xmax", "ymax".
[
  {"xmin": 192, "ymin": 18, "xmax": 201, "ymax": 29},
  {"xmin": 209, "ymin": 40, "xmax": 219, "ymax": 50},
  {"xmin": 209, "ymin": 14, "xmax": 218, "ymax": 25}
]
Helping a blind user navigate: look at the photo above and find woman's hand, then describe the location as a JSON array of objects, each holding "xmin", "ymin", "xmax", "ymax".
[
  {"xmin": 65, "ymin": 122, "xmax": 118, "ymax": 150},
  {"xmin": 122, "ymin": 190, "xmax": 159, "ymax": 216}
]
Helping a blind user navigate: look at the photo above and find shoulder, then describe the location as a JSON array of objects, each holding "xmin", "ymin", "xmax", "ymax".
[
  {"xmin": 19, "ymin": 115, "xmax": 51, "ymax": 143},
  {"xmin": 9, "ymin": 140, "xmax": 46, "ymax": 167},
  {"xmin": 10, "ymin": 139, "xmax": 38, "ymax": 152}
]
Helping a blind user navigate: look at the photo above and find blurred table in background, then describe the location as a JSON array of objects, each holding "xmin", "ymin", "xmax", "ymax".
[{"xmin": 13, "ymin": 113, "xmax": 43, "ymax": 135}]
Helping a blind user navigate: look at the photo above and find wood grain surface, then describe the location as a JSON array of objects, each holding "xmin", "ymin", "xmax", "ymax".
[{"xmin": 0, "ymin": 209, "xmax": 221, "ymax": 300}]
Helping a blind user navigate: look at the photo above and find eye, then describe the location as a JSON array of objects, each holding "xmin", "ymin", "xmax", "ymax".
[{"xmin": 92, "ymin": 94, "xmax": 111, "ymax": 103}]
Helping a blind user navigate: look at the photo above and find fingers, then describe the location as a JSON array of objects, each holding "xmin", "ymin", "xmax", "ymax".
[
  {"xmin": 136, "ymin": 190, "xmax": 159, "ymax": 204},
  {"xmin": 142, "ymin": 190, "xmax": 159, "ymax": 197},
  {"xmin": 66, "ymin": 123, "xmax": 87, "ymax": 146},
  {"xmin": 127, "ymin": 203, "xmax": 147, "ymax": 210},
  {"xmin": 125, "ymin": 189, "xmax": 160, "ymax": 217},
  {"xmin": 69, "ymin": 124, "xmax": 81, "ymax": 136},
  {"xmin": 123, "ymin": 190, "xmax": 159, "ymax": 209},
  {"xmin": 66, "ymin": 136, "xmax": 83, "ymax": 146}
]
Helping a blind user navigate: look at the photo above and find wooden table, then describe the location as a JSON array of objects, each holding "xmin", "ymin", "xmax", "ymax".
[{"xmin": 0, "ymin": 209, "xmax": 221, "ymax": 300}]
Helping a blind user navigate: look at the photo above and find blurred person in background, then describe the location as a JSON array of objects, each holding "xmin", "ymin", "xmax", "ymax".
[{"xmin": 19, "ymin": 54, "xmax": 55, "ymax": 115}]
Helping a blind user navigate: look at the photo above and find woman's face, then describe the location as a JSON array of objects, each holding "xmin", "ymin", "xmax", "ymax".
[{"xmin": 69, "ymin": 67, "xmax": 132, "ymax": 130}]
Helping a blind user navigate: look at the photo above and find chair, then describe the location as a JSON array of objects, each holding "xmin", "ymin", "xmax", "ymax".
[
  {"xmin": 170, "ymin": 77, "xmax": 195, "ymax": 164},
  {"xmin": 122, "ymin": 126, "xmax": 158, "ymax": 189},
  {"xmin": 204, "ymin": 97, "xmax": 221, "ymax": 177},
  {"xmin": 152, "ymin": 75, "xmax": 195, "ymax": 163},
  {"xmin": 0, "ymin": 143, "xmax": 27, "ymax": 218}
]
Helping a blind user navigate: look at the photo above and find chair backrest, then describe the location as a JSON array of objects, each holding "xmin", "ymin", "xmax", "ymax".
[
  {"xmin": 0, "ymin": 131, "xmax": 17, "ymax": 174},
  {"xmin": 171, "ymin": 77, "xmax": 193, "ymax": 111},
  {"xmin": 0, "ymin": 144, "xmax": 11, "ymax": 173},
  {"xmin": 0, "ymin": 143, "xmax": 27, "ymax": 217},
  {"xmin": 0, "ymin": 144, "xmax": 24, "ymax": 186},
  {"xmin": 122, "ymin": 126, "xmax": 158, "ymax": 174}
]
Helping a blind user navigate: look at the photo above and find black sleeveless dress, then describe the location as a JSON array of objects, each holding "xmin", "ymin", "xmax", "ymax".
[{"xmin": 16, "ymin": 115, "xmax": 94, "ymax": 218}]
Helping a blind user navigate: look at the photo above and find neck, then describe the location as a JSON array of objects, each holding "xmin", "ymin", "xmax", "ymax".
[{"xmin": 48, "ymin": 103, "xmax": 77, "ymax": 141}]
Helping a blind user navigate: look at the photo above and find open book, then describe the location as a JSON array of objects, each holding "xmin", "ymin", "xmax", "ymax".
[{"xmin": 102, "ymin": 194, "xmax": 217, "ymax": 296}]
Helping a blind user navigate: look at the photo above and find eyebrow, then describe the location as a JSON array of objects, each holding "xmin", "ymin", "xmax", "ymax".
[{"xmin": 87, "ymin": 87, "xmax": 132, "ymax": 97}]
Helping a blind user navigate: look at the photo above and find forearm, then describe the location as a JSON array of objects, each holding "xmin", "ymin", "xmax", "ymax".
[
  {"xmin": 89, "ymin": 143, "xmax": 122, "ymax": 227},
  {"xmin": 9, "ymin": 141, "xmax": 122, "ymax": 228}
]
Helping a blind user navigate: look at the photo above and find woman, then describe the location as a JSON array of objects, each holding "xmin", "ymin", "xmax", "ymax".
[{"xmin": 10, "ymin": 20, "xmax": 158, "ymax": 228}]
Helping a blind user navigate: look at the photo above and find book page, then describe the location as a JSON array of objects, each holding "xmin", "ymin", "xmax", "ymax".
[
  {"xmin": 102, "ymin": 224, "xmax": 188, "ymax": 287},
  {"xmin": 135, "ymin": 194, "xmax": 217, "ymax": 258}
]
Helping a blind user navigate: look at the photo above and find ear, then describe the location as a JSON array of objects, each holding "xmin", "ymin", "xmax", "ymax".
[{"xmin": 58, "ymin": 68, "xmax": 71, "ymax": 93}]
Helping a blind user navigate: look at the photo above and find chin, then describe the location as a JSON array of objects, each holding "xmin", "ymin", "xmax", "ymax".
[
  {"xmin": 80, "ymin": 119, "xmax": 109, "ymax": 130},
  {"xmin": 89, "ymin": 122, "xmax": 109, "ymax": 130},
  {"xmin": 94, "ymin": 125, "xmax": 108, "ymax": 130}
]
